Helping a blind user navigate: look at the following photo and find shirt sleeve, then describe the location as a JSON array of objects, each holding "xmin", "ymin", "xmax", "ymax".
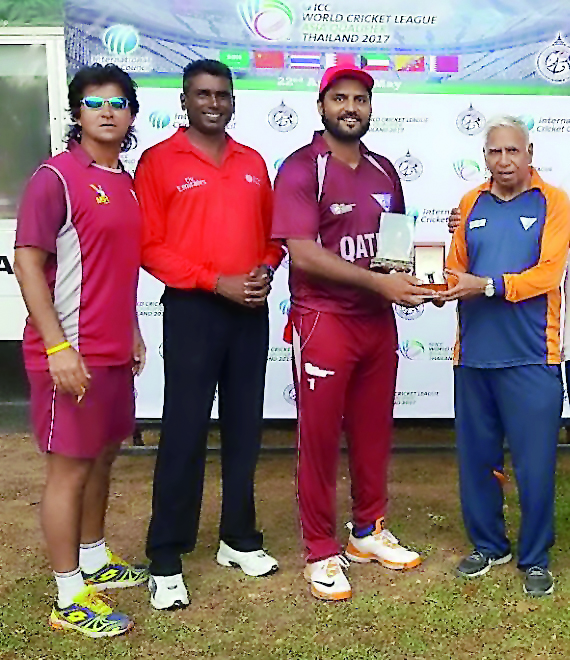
[
  {"xmin": 445, "ymin": 193, "xmax": 472, "ymax": 276},
  {"xmin": 501, "ymin": 187, "xmax": 570, "ymax": 302},
  {"xmin": 257, "ymin": 159, "xmax": 285, "ymax": 269},
  {"xmin": 271, "ymin": 157, "xmax": 320, "ymax": 240},
  {"xmin": 135, "ymin": 151, "xmax": 219, "ymax": 291},
  {"xmin": 15, "ymin": 166, "xmax": 67, "ymax": 254}
]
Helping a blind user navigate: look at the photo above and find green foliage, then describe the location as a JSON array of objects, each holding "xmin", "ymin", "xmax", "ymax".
[{"xmin": 0, "ymin": 0, "xmax": 64, "ymax": 27}]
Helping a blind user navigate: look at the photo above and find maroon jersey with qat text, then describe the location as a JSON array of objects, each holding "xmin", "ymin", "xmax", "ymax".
[{"xmin": 272, "ymin": 131, "xmax": 405, "ymax": 315}]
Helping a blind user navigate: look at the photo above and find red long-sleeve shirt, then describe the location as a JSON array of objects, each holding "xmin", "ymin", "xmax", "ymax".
[{"xmin": 135, "ymin": 127, "xmax": 283, "ymax": 290}]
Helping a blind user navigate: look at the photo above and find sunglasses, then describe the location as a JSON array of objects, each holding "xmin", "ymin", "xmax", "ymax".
[{"xmin": 81, "ymin": 96, "xmax": 129, "ymax": 110}]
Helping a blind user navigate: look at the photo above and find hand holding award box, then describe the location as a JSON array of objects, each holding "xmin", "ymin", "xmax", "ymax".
[{"xmin": 371, "ymin": 212, "xmax": 447, "ymax": 291}]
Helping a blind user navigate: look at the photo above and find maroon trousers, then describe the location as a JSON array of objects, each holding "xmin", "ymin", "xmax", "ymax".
[{"xmin": 290, "ymin": 306, "xmax": 398, "ymax": 562}]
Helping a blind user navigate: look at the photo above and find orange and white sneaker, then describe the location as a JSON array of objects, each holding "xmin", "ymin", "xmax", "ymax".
[
  {"xmin": 304, "ymin": 555, "xmax": 351, "ymax": 601},
  {"xmin": 345, "ymin": 519, "xmax": 421, "ymax": 570}
]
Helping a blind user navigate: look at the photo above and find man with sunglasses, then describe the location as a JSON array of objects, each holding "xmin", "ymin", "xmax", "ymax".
[
  {"xmin": 135, "ymin": 59, "xmax": 283, "ymax": 610},
  {"xmin": 14, "ymin": 64, "xmax": 147, "ymax": 637}
]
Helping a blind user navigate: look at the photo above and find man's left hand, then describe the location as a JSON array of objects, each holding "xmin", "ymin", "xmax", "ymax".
[
  {"xmin": 245, "ymin": 265, "xmax": 272, "ymax": 305},
  {"xmin": 133, "ymin": 326, "xmax": 146, "ymax": 376},
  {"xmin": 438, "ymin": 269, "xmax": 488, "ymax": 301}
]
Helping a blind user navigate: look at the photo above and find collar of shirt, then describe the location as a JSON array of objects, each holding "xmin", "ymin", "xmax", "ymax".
[
  {"xmin": 67, "ymin": 139, "xmax": 125, "ymax": 172},
  {"xmin": 67, "ymin": 139, "xmax": 96, "ymax": 168},
  {"xmin": 309, "ymin": 130, "xmax": 372, "ymax": 158},
  {"xmin": 477, "ymin": 167, "xmax": 545, "ymax": 195},
  {"xmin": 170, "ymin": 126, "xmax": 246, "ymax": 166}
]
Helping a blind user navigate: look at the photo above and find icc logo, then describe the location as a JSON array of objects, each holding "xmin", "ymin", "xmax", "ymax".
[
  {"xmin": 395, "ymin": 151, "xmax": 423, "ymax": 182},
  {"xmin": 238, "ymin": 0, "xmax": 294, "ymax": 41},
  {"xmin": 454, "ymin": 159, "xmax": 482, "ymax": 181},
  {"xmin": 395, "ymin": 304, "xmax": 424, "ymax": 321},
  {"xmin": 536, "ymin": 34, "xmax": 570, "ymax": 84},
  {"xmin": 268, "ymin": 102, "xmax": 298, "ymax": 132},
  {"xmin": 279, "ymin": 299, "xmax": 291, "ymax": 314},
  {"xmin": 283, "ymin": 384, "xmax": 296, "ymax": 405},
  {"xmin": 456, "ymin": 104, "xmax": 485, "ymax": 136},
  {"xmin": 399, "ymin": 339, "xmax": 425, "ymax": 360},
  {"xmin": 102, "ymin": 25, "xmax": 139, "ymax": 56},
  {"xmin": 149, "ymin": 111, "xmax": 171, "ymax": 129}
]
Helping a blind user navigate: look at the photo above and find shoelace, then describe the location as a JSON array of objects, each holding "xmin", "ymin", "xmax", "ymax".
[
  {"xmin": 80, "ymin": 589, "xmax": 114, "ymax": 615},
  {"xmin": 326, "ymin": 555, "xmax": 350, "ymax": 577},
  {"xmin": 469, "ymin": 550, "xmax": 486, "ymax": 562}
]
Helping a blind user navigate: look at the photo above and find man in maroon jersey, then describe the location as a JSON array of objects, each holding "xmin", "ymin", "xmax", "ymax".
[
  {"xmin": 272, "ymin": 64, "xmax": 432, "ymax": 601},
  {"xmin": 14, "ymin": 64, "xmax": 147, "ymax": 636}
]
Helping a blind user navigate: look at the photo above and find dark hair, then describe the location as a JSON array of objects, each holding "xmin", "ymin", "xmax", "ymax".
[
  {"xmin": 182, "ymin": 58, "xmax": 233, "ymax": 94},
  {"xmin": 66, "ymin": 63, "xmax": 139, "ymax": 152}
]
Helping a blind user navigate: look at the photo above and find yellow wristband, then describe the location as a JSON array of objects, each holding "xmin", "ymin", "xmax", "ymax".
[{"xmin": 46, "ymin": 341, "xmax": 72, "ymax": 356}]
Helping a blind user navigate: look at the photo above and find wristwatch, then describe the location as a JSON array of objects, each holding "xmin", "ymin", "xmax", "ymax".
[{"xmin": 484, "ymin": 277, "xmax": 495, "ymax": 297}]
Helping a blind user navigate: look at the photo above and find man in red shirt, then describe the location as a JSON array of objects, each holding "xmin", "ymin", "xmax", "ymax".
[
  {"xmin": 14, "ymin": 64, "xmax": 147, "ymax": 637},
  {"xmin": 136, "ymin": 59, "xmax": 283, "ymax": 610},
  {"xmin": 272, "ymin": 65, "xmax": 432, "ymax": 601}
]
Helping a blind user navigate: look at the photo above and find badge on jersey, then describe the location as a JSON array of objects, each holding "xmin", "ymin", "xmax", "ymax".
[
  {"xmin": 371, "ymin": 193, "xmax": 392, "ymax": 211},
  {"xmin": 330, "ymin": 203, "xmax": 355, "ymax": 215},
  {"xmin": 469, "ymin": 218, "xmax": 487, "ymax": 229},
  {"xmin": 90, "ymin": 184, "xmax": 110, "ymax": 205},
  {"xmin": 520, "ymin": 216, "xmax": 537, "ymax": 230}
]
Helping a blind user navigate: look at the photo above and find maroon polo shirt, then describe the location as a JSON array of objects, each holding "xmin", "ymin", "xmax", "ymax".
[
  {"xmin": 272, "ymin": 131, "xmax": 405, "ymax": 315},
  {"xmin": 16, "ymin": 141, "xmax": 141, "ymax": 370}
]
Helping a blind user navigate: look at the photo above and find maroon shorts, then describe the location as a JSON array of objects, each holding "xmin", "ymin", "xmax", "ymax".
[{"xmin": 28, "ymin": 364, "xmax": 135, "ymax": 459}]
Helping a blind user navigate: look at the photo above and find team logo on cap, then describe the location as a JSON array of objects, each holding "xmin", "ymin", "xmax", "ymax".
[
  {"xmin": 90, "ymin": 184, "xmax": 110, "ymax": 205},
  {"xmin": 268, "ymin": 101, "xmax": 298, "ymax": 132},
  {"xmin": 456, "ymin": 104, "xmax": 485, "ymax": 136},
  {"xmin": 102, "ymin": 25, "xmax": 139, "ymax": 56},
  {"xmin": 536, "ymin": 34, "xmax": 570, "ymax": 84},
  {"xmin": 238, "ymin": 0, "xmax": 294, "ymax": 41},
  {"xmin": 395, "ymin": 151, "xmax": 423, "ymax": 181}
]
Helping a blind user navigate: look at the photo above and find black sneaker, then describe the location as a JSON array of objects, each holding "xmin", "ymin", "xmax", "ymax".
[
  {"xmin": 456, "ymin": 549, "xmax": 512, "ymax": 577},
  {"xmin": 523, "ymin": 566, "xmax": 554, "ymax": 596}
]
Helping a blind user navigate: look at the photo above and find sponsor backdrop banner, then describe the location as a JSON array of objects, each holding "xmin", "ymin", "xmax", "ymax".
[{"xmin": 63, "ymin": 0, "xmax": 570, "ymax": 418}]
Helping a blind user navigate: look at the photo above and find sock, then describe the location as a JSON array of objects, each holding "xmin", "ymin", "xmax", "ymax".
[
  {"xmin": 352, "ymin": 523, "xmax": 376, "ymax": 539},
  {"xmin": 54, "ymin": 568, "xmax": 85, "ymax": 608},
  {"xmin": 79, "ymin": 539, "xmax": 108, "ymax": 575}
]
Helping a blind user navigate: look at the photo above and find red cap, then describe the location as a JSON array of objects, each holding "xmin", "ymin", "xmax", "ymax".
[{"xmin": 319, "ymin": 64, "xmax": 374, "ymax": 96}]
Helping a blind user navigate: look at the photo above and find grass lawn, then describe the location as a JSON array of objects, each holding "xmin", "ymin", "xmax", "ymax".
[{"xmin": 1, "ymin": 430, "xmax": 570, "ymax": 659}]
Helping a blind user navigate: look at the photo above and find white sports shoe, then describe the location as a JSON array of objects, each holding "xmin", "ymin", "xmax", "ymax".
[
  {"xmin": 148, "ymin": 574, "xmax": 190, "ymax": 610},
  {"xmin": 304, "ymin": 555, "xmax": 352, "ymax": 601},
  {"xmin": 216, "ymin": 541, "xmax": 279, "ymax": 577},
  {"xmin": 345, "ymin": 519, "xmax": 421, "ymax": 570}
]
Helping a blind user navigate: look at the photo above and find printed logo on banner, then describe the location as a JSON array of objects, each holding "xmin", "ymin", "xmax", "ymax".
[
  {"xmin": 149, "ymin": 111, "xmax": 171, "ymax": 129},
  {"xmin": 279, "ymin": 299, "xmax": 291, "ymax": 314},
  {"xmin": 281, "ymin": 253, "xmax": 291, "ymax": 269},
  {"xmin": 395, "ymin": 304, "xmax": 424, "ymax": 320},
  {"xmin": 0, "ymin": 255, "xmax": 15, "ymax": 275},
  {"xmin": 102, "ymin": 25, "xmax": 140, "ymax": 55},
  {"xmin": 536, "ymin": 34, "xmax": 570, "ymax": 84},
  {"xmin": 238, "ymin": 0, "xmax": 294, "ymax": 41},
  {"xmin": 283, "ymin": 384, "xmax": 296, "ymax": 405},
  {"xmin": 274, "ymin": 157, "xmax": 286, "ymax": 171},
  {"xmin": 268, "ymin": 102, "xmax": 298, "ymax": 132},
  {"xmin": 158, "ymin": 343, "xmax": 163, "ymax": 358},
  {"xmin": 399, "ymin": 339, "xmax": 425, "ymax": 360},
  {"xmin": 518, "ymin": 115, "xmax": 535, "ymax": 131},
  {"xmin": 454, "ymin": 159, "xmax": 482, "ymax": 181},
  {"xmin": 395, "ymin": 151, "xmax": 423, "ymax": 181},
  {"xmin": 456, "ymin": 105, "xmax": 486, "ymax": 136}
]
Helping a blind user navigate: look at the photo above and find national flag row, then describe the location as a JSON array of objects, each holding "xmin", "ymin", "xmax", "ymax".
[{"xmin": 219, "ymin": 51, "xmax": 459, "ymax": 73}]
